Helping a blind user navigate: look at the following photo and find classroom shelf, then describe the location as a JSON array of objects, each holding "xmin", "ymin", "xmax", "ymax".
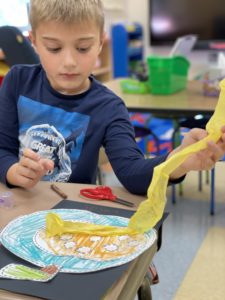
[
  {"xmin": 93, "ymin": 37, "xmax": 112, "ymax": 82},
  {"xmin": 111, "ymin": 23, "xmax": 144, "ymax": 78}
]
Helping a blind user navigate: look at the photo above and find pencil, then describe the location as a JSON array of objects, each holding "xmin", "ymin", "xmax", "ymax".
[{"xmin": 50, "ymin": 184, "xmax": 68, "ymax": 199}]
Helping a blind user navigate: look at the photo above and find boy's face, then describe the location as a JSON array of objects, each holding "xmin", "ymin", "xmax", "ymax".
[{"xmin": 30, "ymin": 20, "xmax": 104, "ymax": 95}]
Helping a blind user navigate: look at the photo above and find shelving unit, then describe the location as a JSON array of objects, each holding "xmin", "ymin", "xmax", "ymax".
[
  {"xmin": 111, "ymin": 23, "xmax": 144, "ymax": 78},
  {"xmin": 93, "ymin": 38, "xmax": 112, "ymax": 82}
]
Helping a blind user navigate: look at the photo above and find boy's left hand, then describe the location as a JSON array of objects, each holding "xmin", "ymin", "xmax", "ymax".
[{"xmin": 169, "ymin": 126, "xmax": 225, "ymax": 180}]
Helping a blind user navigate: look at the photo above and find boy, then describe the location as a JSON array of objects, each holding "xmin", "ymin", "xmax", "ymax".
[{"xmin": 0, "ymin": 0, "xmax": 225, "ymax": 193}]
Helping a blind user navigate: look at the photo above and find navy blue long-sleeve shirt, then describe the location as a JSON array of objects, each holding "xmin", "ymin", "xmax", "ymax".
[{"xmin": 0, "ymin": 64, "xmax": 170, "ymax": 194}]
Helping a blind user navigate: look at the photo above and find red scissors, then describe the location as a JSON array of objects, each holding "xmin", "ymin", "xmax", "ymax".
[{"xmin": 80, "ymin": 186, "xmax": 134, "ymax": 207}]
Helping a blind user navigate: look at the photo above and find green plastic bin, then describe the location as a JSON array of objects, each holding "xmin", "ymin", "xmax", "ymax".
[{"xmin": 147, "ymin": 56, "xmax": 190, "ymax": 95}]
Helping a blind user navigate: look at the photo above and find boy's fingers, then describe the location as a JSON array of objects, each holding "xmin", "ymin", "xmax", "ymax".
[
  {"xmin": 208, "ymin": 140, "xmax": 225, "ymax": 158},
  {"xmin": 22, "ymin": 148, "xmax": 40, "ymax": 161},
  {"xmin": 20, "ymin": 149, "xmax": 54, "ymax": 179},
  {"xmin": 18, "ymin": 165, "xmax": 40, "ymax": 180},
  {"xmin": 18, "ymin": 176, "xmax": 39, "ymax": 189},
  {"xmin": 207, "ymin": 144, "xmax": 225, "ymax": 163},
  {"xmin": 219, "ymin": 133, "xmax": 225, "ymax": 149},
  {"xmin": 40, "ymin": 159, "xmax": 54, "ymax": 171},
  {"xmin": 189, "ymin": 128, "xmax": 208, "ymax": 141},
  {"xmin": 20, "ymin": 155, "xmax": 44, "ymax": 173}
]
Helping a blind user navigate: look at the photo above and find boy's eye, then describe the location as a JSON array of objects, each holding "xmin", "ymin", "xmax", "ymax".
[
  {"xmin": 77, "ymin": 47, "xmax": 90, "ymax": 53},
  {"xmin": 47, "ymin": 47, "xmax": 61, "ymax": 53}
]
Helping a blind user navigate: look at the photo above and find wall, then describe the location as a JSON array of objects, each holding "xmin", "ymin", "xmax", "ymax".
[
  {"xmin": 103, "ymin": 0, "xmax": 149, "ymax": 55},
  {"xmin": 126, "ymin": 0, "xmax": 149, "ymax": 56},
  {"xmin": 103, "ymin": 0, "xmax": 210, "ymax": 78},
  {"xmin": 102, "ymin": 0, "xmax": 172, "ymax": 56},
  {"xmin": 103, "ymin": 0, "xmax": 126, "ymax": 34}
]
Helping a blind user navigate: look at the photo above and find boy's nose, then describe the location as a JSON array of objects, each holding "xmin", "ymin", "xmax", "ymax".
[{"xmin": 63, "ymin": 50, "xmax": 77, "ymax": 67}]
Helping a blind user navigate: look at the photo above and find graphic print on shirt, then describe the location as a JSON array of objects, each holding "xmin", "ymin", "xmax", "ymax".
[{"xmin": 18, "ymin": 96, "xmax": 90, "ymax": 182}]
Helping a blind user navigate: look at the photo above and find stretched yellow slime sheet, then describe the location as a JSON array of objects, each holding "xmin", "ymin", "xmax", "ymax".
[{"xmin": 46, "ymin": 79, "xmax": 225, "ymax": 237}]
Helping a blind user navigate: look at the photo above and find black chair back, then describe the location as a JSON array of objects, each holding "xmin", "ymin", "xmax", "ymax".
[{"xmin": 0, "ymin": 26, "xmax": 39, "ymax": 67}]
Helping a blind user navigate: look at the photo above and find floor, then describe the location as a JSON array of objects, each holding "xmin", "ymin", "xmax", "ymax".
[{"xmin": 100, "ymin": 161, "xmax": 225, "ymax": 300}]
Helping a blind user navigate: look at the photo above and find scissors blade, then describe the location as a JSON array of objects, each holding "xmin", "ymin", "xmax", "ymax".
[{"xmin": 114, "ymin": 198, "xmax": 135, "ymax": 207}]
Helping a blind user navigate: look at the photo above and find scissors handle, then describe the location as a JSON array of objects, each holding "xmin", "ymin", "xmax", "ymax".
[
  {"xmin": 80, "ymin": 186, "xmax": 134, "ymax": 207},
  {"xmin": 80, "ymin": 187, "xmax": 115, "ymax": 200},
  {"xmin": 80, "ymin": 190, "xmax": 109, "ymax": 200}
]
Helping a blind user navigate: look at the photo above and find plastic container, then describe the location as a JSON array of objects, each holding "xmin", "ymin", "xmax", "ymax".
[
  {"xmin": 201, "ymin": 70, "xmax": 224, "ymax": 97},
  {"xmin": 202, "ymin": 78, "xmax": 220, "ymax": 97},
  {"xmin": 120, "ymin": 78, "xmax": 150, "ymax": 94},
  {"xmin": 147, "ymin": 56, "xmax": 190, "ymax": 95}
]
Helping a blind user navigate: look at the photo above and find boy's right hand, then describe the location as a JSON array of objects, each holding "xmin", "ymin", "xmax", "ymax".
[{"xmin": 6, "ymin": 148, "xmax": 54, "ymax": 188}]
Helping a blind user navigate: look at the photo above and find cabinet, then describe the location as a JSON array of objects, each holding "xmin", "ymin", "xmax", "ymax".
[
  {"xmin": 93, "ymin": 37, "xmax": 112, "ymax": 82},
  {"xmin": 111, "ymin": 23, "xmax": 144, "ymax": 78}
]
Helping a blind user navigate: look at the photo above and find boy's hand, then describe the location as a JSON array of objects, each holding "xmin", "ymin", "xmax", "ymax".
[
  {"xmin": 169, "ymin": 126, "xmax": 225, "ymax": 180},
  {"xmin": 6, "ymin": 148, "xmax": 54, "ymax": 188}
]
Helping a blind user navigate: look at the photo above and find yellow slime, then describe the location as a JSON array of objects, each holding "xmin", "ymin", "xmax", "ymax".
[{"xmin": 46, "ymin": 79, "xmax": 225, "ymax": 237}]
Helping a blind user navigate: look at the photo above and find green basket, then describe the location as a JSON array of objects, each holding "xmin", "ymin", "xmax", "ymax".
[{"xmin": 147, "ymin": 56, "xmax": 190, "ymax": 95}]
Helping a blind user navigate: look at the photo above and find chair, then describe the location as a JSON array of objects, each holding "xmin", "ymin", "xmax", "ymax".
[
  {"xmin": 97, "ymin": 147, "xmax": 109, "ymax": 185},
  {"xmin": 133, "ymin": 125, "xmax": 160, "ymax": 155},
  {"xmin": 0, "ymin": 26, "xmax": 39, "ymax": 67}
]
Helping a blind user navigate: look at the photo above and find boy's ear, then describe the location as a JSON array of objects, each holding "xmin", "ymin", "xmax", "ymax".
[
  {"xmin": 98, "ymin": 32, "xmax": 107, "ymax": 54},
  {"xmin": 28, "ymin": 31, "xmax": 37, "ymax": 52}
]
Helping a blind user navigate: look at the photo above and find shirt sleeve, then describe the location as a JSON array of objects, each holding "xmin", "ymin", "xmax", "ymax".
[
  {"xmin": 0, "ymin": 69, "xmax": 20, "ymax": 184},
  {"xmin": 102, "ymin": 98, "xmax": 184, "ymax": 195}
]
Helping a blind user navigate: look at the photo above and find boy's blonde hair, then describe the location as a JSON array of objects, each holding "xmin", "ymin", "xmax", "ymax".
[{"xmin": 29, "ymin": 0, "xmax": 104, "ymax": 33}]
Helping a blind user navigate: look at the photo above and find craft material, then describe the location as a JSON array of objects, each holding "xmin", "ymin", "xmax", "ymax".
[
  {"xmin": 0, "ymin": 209, "xmax": 156, "ymax": 273},
  {"xmin": 51, "ymin": 184, "xmax": 68, "ymax": 199},
  {"xmin": 35, "ymin": 227, "xmax": 147, "ymax": 260},
  {"xmin": 0, "ymin": 191, "xmax": 14, "ymax": 208},
  {"xmin": 0, "ymin": 263, "xmax": 59, "ymax": 282}
]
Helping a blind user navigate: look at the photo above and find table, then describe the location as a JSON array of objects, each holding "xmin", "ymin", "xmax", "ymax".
[
  {"xmin": 104, "ymin": 79, "xmax": 217, "ymax": 117},
  {"xmin": 0, "ymin": 182, "xmax": 157, "ymax": 300}
]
